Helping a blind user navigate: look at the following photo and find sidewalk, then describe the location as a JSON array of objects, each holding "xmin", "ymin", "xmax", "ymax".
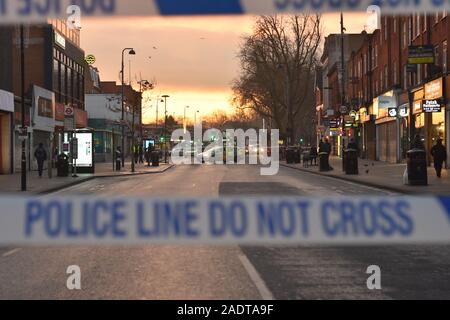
[
  {"xmin": 0, "ymin": 161, "xmax": 173, "ymax": 195},
  {"xmin": 282, "ymin": 157, "xmax": 450, "ymax": 195}
]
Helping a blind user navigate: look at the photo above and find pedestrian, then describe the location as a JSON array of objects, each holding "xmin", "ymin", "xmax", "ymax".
[
  {"xmin": 145, "ymin": 147, "xmax": 151, "ymax": 167},
  {"xmin": 115, "ymin": 146, "xmax": 122, "ymax": 171},
  {"xmin": 431, "ymin": 138, "xmax": 447, "ymax": 178},
  {"xmin": 309, "ymin": 145, "xmax": 318, "ymax": 166},
  {"xmin": 134, "ymin": 145, "xmax": 139, "ymax": 164},
  {"xmin": 325, "ymin": 139, "xmax": 333, "ymax": 170},
  {"xmin": 34, "ymin": 143, "xmax": 47, "ymax": 177},
  {"xmin": 139, "ymin": 145, "xmax": 144, "ymax": 164}
]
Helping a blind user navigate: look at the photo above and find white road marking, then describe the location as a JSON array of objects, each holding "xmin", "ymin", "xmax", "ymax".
[
  {"xmin": 238, "ymin": 253, "xmax": 275, "ymax": 300},
  {"xmin": 2, "ymin": 248, "xmax": 21, "ymax": 257}
]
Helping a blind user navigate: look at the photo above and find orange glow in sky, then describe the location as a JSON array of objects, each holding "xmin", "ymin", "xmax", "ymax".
[{"xmin": 81, "ymin": 13, "xmax": 367, "ymax": 123}]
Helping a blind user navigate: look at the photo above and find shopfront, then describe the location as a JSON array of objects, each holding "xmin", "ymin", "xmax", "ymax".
[
  {"xmin": 375, "ymin": 92, "xmax": 398, "ymax": 163},
  {"xmin": 359, "ymin": 106, "xmax": 376, "ymax": 160},
  {"xmin": 0, "ymin": 89, "xmax": 14, "ymax": 174},
  {"xmin": 424, "ymin": 78, "xmax": 445, "ymax": 150}
]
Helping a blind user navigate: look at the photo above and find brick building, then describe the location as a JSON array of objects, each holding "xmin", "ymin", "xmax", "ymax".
[
  {"xmin": 0, "ymin": 21, "xmax": 87, "ymax": 173},
  {"xmin": 320, "ymin": 13, "xmax": 450, "ymax": 165}
]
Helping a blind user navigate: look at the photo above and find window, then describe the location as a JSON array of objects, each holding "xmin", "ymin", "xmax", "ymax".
[
  {"xmin": 37, "ymin": 97, "xmax": 53, "ymax": 118},
  {"xmin": 393, "ymin": 17, "xmax": 397, "ymax": 33},
  {"xmin": 380, "ymin": 69, "xmax": 383, "ymax": 89},
  {"xmin": 416, "ymin": 14, "xmax": 420, "ymax": 37},
  {"xmin": 435, "ymin": 45, "xmax": 440, "ymax": 67},
  {"xmin": 443, "ymin": 40, "xmax": 447, "ymax": 73},
  {"xmin": 384, "ymin": 65, "xmax": 388, "ymax": 89},
  {"xmin": 403, "ymin": 64, "xmax": 408, "ymax": 90},
  {"xmin": 402, "ymin": 21, "xmax": 408, "ymax": 48},
  {"xmin": 408, "ymin": 17, "xmax": 412, "ymax": 44},
  {"xmin": 417, "ymin": 64, "xmax": 421, "ymax": 84},
  {"xmin": 393, "ymin": 62, "xmax": 397, "ymax": 84},
  {"xmin": 384, "ymin": 17, "xmax": 388, "ymax": 40},
  {"xmin": 424, "ymin": 15, "xmax": 427, "ymax": 32},
  {"xmin": 435, "ymin": 12, "xmax": 439, "ymax": 24}
]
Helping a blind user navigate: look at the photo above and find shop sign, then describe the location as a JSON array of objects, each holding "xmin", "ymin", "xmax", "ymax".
[
  {"xmin": 424, "ymin": 78, "xmax": 443, "ymax": 100},
  {"xmin": 378, "ymin": 94, "xmax": 395, "ymax": 109},
  {"xmin": 399, "ymin": 105, "xmax": 409, "ymax": 117},
  {"xmin": 422, "ymin": 99, "xmax": 443, "ymax": 113},
  {"xmin": 329, "ymin": 119, "xmax": 339, "ymax": 129},
  {"xmin": 408, "ymin": 45, "xmax": 434, "ymax": 64},
  {"xmin": 388, "ymin": 108, "xmax": 398, "ymax": 117}
]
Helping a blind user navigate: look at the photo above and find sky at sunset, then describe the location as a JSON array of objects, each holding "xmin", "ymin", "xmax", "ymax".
[{"xmin": 81, "ymin": 13, "xmax": 368, "ymax": 124}]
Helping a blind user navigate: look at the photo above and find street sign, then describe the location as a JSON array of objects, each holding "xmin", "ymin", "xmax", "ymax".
[
  {"xmin": 64, "ymin": 105, "xmax": 74, "ymax": 117},
  {"xmin": 339, "ymin": 106, "xmax": 348, "ymax": 114},
  {"xmin": 85, "ymin": 54, "xmax": 96, "ymax": 65},
  {"xmin": 408, "ymin": 45, "xmax": 435, "ymax": 64}
]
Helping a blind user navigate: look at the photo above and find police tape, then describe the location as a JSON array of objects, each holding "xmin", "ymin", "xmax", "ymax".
[
  {"xmin": 0, "ymin": 0, "xmax": 449, "ymax": 24},
  {"xmin": 0, "ymin": 196, "xmax": 449, "ymax": 245}
]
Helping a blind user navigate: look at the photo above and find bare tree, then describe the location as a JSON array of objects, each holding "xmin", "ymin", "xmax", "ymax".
[{"xmin": 232, "ymin": 14, "xmax": 322, "ymax": 144}]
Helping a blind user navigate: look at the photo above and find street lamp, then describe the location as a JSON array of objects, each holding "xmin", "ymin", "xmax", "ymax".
[
  {"xmin": 194, "ymin": 110, "xmax": 200, "ymax": 125},
  {"xmin": 121, "ymin": 47, "xmax": 136, "ymax": 168},
  {"xmin": 162, "ymin": 94, "xmax": 170, "ymax": 163},
  {"xmin": 184, "ymin": 106, "xmax": 190, "ymax": 133}
]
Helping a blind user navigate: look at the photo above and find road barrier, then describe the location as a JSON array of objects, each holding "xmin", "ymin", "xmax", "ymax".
[
  {"xmin": 0, "ymin": 196, "xmax": 449, "ymax": 245},
  {"xmin": 0, "ymin": 0, "xmax": 449, "ymax": 23}
]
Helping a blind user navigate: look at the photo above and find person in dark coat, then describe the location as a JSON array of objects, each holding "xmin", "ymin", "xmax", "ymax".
[
  {"xmin": 309, "ymin": 145, "xmax": 318, "ymax": 166},
  {"xmin": 430, "ymin": 138, "xmax": 447, "ymax": 178},
  {"xmin": 34, "ymin": 143, "xmax": 47, "ymax": 177}
]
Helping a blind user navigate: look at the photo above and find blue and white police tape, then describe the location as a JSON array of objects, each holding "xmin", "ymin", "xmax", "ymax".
[
  {"xmin": 0, "ymin": 196, "xmax": 449, "ymax": 245},
  {"xmin": 0, "ymin": 0, "xmax": 449, "ymax": 24}
]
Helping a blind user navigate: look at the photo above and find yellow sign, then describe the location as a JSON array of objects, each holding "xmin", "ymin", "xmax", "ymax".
[{"xmin": 85, "ymin": 54, "xmax": 96, "ymax": 65}]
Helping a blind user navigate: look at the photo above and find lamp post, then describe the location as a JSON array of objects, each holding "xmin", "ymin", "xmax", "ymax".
[
  {"xmin": 20, "ymin": 25, "xmax": 26, "ymax": 191},
  {"xmin": 121, "ymin": 47, "xmax": 136, "ymax": 168},
  {"xmin": 184, "ymin": 106, "xmax": 190, "ymax": 134},
  {"xmin": 138, "ymin": 80, "xmax": 150, "ymax": 145},
  {"xmin": 194, "ymin": 110, "xmax": 200, "ymax": 125},
  {"xmin": 162, "ymin": 95, "xmax": 170, "ymax": 163}
]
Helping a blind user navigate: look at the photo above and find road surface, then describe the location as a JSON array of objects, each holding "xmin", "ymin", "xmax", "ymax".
[{"xmin": 1, "ymin": 164, "xmax": 449, "ymax": 299}]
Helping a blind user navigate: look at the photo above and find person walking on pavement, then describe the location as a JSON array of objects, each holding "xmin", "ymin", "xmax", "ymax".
[
  {"xmin": 115, "ymin": 146, "xmax": 122, "ymax": 171},
  {"xmin": 34, "ymin": 143, "xmax": 47, "ymax": 178},
  {"xmin": 139, "ymin": 145, "xmax": 144, "ymax": 164},
  {"xmin": 309, "ymin": 145, "xmax": 318, "ymax": 166},
  {"xmin": 431, "ymin": 138, "xmax": 447, "ymax": 178}
]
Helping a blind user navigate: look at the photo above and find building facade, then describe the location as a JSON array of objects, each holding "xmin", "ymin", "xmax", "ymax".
[{"xmin": 0, "ymin": 21, "xmax": 88, "ymax": 173}]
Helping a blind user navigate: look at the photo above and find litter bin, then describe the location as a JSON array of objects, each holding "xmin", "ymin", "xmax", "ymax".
[
  {"xmin": 56, "ymin": 154, "xmax": 69, "ymax": 177},
  {"xmin": 151, "ymin": 150, "xmax": 160, "ymax": 167},
  {"xmin": 319, "ymin": 152, "xmax": 330, "ymax": 172},
  {"xmin": 406, "ymin": 149, "xmax": 428, "ymax": 185},
  {"xmin": 344, "ymin": 149, "xmax": 359, "ymax": 175}
]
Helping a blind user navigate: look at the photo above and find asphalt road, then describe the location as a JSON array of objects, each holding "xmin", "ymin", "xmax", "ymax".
[{"xmin": 1, "ymin": 164, "xmax": 449, "ymax": 300}]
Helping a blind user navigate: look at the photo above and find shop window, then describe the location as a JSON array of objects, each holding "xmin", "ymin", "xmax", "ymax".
[
  {"xmin": 37, "ymin": 97, "xmax": 53, "ymax": 118},
  {"xmin": 431, "ymin": 109, "xmax": 445, "ymax": 143}
]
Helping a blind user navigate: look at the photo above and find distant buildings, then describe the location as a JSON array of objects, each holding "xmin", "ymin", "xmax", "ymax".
[{"xmin": 316, "ymin": 13, "xmax": 450, "ymax": 166}]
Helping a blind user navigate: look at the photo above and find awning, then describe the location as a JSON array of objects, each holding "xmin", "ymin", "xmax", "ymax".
[{"xmin": 0, "ymin": 89, "xmax": 14, "ymax": 113}]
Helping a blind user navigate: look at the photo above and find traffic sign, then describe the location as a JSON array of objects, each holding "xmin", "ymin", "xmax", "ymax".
[
  {"xmin": 64, "ymin": 105, "xmax": 74, "ymax": 117},
  {"xmin": 85, "ymin": 54, "xmax": 96, "ymax": 65}
]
